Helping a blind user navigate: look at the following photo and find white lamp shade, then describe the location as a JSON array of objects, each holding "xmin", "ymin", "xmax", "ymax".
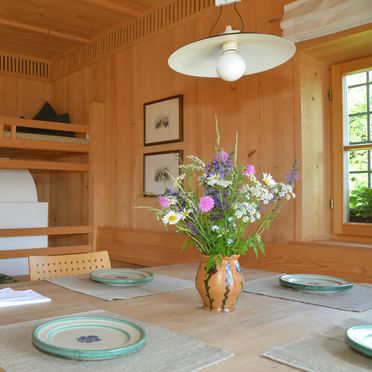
[{"xmin": 168, "ymin": 32, "xmax": 296, "ymax": 78}]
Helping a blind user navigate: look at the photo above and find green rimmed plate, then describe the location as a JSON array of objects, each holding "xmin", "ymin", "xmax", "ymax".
[
  {"xmin": 279, "ymin": 274, "xmax": 353, "ymax": 292},
  {"xmin": 32, "ymin": 316, "xmax": 146, "ymax": 360},
  {"xmin": 346, "ymin": 325, "xmax": 372, "ymax": 358},
  {"xmin": 90, "ymin": 268, "xmax": 154, "ymax": 286}
]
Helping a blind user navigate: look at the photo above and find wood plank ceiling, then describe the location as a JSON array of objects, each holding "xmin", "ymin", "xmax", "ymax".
[{"xmin": 0, "ymin": 0, "xmax": 171, "ymax": 60}]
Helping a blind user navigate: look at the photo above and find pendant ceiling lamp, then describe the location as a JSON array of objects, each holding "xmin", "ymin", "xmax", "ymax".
[{"xmin": 168, "ymin": 0, "xmax": 296, "ymax": 82}]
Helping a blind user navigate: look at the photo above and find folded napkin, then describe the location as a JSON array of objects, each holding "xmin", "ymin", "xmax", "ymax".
[{"xmin": 0, "ymin": 287, "xmax": 51, "ymax": 308}]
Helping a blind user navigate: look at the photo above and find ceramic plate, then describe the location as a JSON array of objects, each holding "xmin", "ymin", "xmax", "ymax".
[
  {"xmin": 279, "ymin": 274, "xmax": 353, "ymax": 292},
  {"xmin": 32, "ymin": 316, "xmax": 146, "ymax": 360},
  {"xmin": 346, "ymin": 325, "xmax": 372, "ymax": 358},
  {"xmin": 90, "ymin": 268, "xmax": 154, "ymax": 286}
]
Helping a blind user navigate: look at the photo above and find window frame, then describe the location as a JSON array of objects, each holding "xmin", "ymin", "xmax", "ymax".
[{"xmin": 331, "ymin": 55, "xmax": 372, "ymax": 237}]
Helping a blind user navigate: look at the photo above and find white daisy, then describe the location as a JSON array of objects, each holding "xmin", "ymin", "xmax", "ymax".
[
  {"xmin": 263, "ymin": 173, "xmax": 276, "ymax": 186},
  {"xmin": 162, "ymin": 211, "xmax": 182, "ymax": 225}
]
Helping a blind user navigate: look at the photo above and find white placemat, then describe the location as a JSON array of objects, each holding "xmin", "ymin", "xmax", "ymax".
[
  {"xmin": 244, "ymin": 275, "xmax": 372, "ymax": 312},
  {"xmin": 47, "ymin": 273, "xmax": 194, "ymax": 301},
  {"xmin": 263, "ymin": 318, "xmax": 372, "ymax": 371},
  {"xmin": 0, "ymin": 287, "xmax": 51, "ymax": 308},
  {"xmin": 0, "ymin": 309, "xmax": 233, "ymax": 371}
]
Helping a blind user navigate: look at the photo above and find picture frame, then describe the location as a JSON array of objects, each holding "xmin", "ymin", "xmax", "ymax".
[
  {"xmin": 144, "ymin": 95, "xmax": 183, "ymax": 146},
  {"xmin": 143, "ymin": 150, "xmax": 183, "ymax": 196}
]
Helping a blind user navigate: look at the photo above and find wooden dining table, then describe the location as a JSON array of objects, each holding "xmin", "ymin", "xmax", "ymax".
[{"xmin": 1, "ymin": 263, "xmax": 371, "ymax": 371}]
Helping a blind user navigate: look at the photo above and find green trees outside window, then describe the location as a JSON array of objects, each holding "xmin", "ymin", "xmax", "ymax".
[{"xmin": 345, "ymin": 70, "xmax": 372, "ymax": 223}]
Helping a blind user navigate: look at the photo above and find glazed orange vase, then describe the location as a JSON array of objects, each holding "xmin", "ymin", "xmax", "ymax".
[{"xmin": 195, "ymin": 254, "xmax": 244, "ymax": 312}]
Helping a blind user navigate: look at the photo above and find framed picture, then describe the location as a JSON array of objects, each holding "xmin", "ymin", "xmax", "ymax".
[
  {"xmin": 144, "ymin": 95, "xmax": 183, "ymax": 146},
  {"xmin": 143, "ymin": 150, "xmax": 183, "ymax": 196}
]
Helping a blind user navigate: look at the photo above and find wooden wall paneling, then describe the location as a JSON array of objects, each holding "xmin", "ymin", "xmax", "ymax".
[
  {"xmin": 88, "ymin": 102, "xmax": 104, "ymax": 248},
  {"xmin": 47, "ymin": 69, "xmax": 90, "ymax": 247},
  {"xmin": 240, "ymin": 241, "xmax": 372, "ymax": 283},
  {"xmin": 51, "ymin": 68, "xmax": 86, "ymax": 124},
  {"xmin": 292, "ymin": 53, "xmax": 303, "ymax": 241},
  {"xmin": 197, "ymin": 67, "xmax": 296, "ymax": 242},
  {"xmin": 298, "ymin": 54, "xmax": 331, "ymax": 241},
  {"xmin": 96, "ymin": 227, "xmax": 199, "ymax": 266},
  {"xmin": 40, "ymin": 0, "xmax": 370, "ymax": 275},
  {"xmin": 96, "ymin": 227, "xmax": 372, "ymax": 283},
  {"xmin": 131, "ymin": 19, "xmax": 199, "ymax": 231},
  {"xmin": 46, "ymin": 164, "xmax": 89, "ymax": 248},
  {"xmin": 110, "ymin": 49, "xmax": 133, "ymax": 229},
  {"xmin": 193, "ymin": 0, "xmax": 296, "ymax": 243},
  {"xmin": 0, "ymin": 75, "xmax": 50, "ymax": 117},
  {"xmin": 48, "ymin": 0, "xmax": 298, "ymax": 243},
  {"xmin": 89, "ymin": 102, "xmax": 105, "ymax": 231}
]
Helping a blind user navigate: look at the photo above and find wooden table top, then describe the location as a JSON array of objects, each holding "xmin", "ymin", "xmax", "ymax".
[{"xmin": 1, "ymin": 263, "xmax": 371, "ymax": 371}]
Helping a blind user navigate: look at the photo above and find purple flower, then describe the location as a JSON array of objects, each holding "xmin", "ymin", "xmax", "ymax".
[
  {"xmin": 199, "ymin": 196, "xmax": 215, "ymax": 213},
  {"xmin": 158, "ymin": 196, "xmax": 171, "ymax": 208},
  {"xmin": 243, "ymin": 164, "xmax": 255, "ymax": 175},
  {"xmin": 286, "ymin": 160, "xmax": 299, "ymax": 186},
  {"xmin": 217, "ymin": 150, "xmax": 229, "ymax": 162}
]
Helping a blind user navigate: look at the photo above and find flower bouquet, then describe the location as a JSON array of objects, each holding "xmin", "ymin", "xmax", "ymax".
[{"xmin": 141, "ymin": 124, "xmax": 298, "ymax": 311}]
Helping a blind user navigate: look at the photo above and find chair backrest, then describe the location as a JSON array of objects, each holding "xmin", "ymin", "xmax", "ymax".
[{"xmin": 28, "ymin": 251, "xmax": 111, "ymax": 281}]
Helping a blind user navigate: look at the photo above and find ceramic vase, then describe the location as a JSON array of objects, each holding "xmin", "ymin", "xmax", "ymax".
[{"xmin": 195, "ymin": 254, "xmax": 243, "ymax": 312}]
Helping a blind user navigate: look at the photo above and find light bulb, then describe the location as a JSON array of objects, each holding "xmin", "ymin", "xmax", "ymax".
[{"xmin": 216, "ymin": 40, "xmax": 246, "ymax": 82}]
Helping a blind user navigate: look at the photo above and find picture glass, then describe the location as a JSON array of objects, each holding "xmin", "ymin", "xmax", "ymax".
[
  {"xmin": 144, "ymin": 152, "xmax": 181, "ymax": 195},
  {"xmin": 144, "ymin": 96, "xmax": 182, "ymax": 145}
]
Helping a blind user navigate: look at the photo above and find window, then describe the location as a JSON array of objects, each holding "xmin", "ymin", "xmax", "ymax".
[{"xmin": 331, "ymin": 56, "xmax": 372, "ymax": 237}]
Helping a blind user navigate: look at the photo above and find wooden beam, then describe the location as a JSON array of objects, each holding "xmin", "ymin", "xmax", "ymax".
[
  {"xmin": 0, "ymin": 159, "xmax": 89, "ymax": 172},
  {"xmin": 0, "ymin": 139, "xmax": 90, "ymax": 153},
  {"xmin": 0, "ymin": 18, "xmax": 89, "ymax": 44},
  {"xmin": 80, "ymin": 0, "xmax": 144, "ymax": 17},
  {"xmin": 0, "ymin": 245, "xmax": 92, "ymax": 259},
  {"xmin": 0, "ymin": 226, "xmax": 91, "ymax": 238},
  {"xmin": 0, "ymin": 116, "xmax": 88, "ymax": 132}
]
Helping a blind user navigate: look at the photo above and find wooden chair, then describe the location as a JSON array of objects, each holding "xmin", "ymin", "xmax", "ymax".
[{"xmin": 28, "ymin": 251, "xmax": 111, "ymax": 281}]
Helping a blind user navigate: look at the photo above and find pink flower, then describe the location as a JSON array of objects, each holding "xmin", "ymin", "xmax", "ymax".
[
  {"xmin": 199, "ymin": 196, "xmax": 214, "ymax": 213},
  {"xmin": 158, "ymin": 196, "xmax": 171, "ymax": 208},
  {"xmin": 243, "ymin": 164, "xmax": 255, "ymax": 175},
  {"xmin": 217, "ymin": 151, "xmax": 229, "ymax": 162}
]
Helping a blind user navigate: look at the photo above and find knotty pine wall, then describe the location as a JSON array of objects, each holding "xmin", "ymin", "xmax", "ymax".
[{"xmin": 51, "ymin": 0, "xmax": 297, "ymax": 243}]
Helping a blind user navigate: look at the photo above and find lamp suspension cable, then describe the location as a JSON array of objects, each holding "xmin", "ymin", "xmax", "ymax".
[
  {"xmin": 233, "ymin": 2, "xmax": 244, "ymax": 32},
  {"xmin": 209, "ymin": 2, "xmax": 244, "ymax": 37},
  {"xmin": 209, "ymin": 5, "xmax": 222, "ymax": 37}
]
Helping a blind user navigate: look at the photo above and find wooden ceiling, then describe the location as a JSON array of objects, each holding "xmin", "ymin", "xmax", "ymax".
[{"xmin": 0, "ymin": 0, "xmax": 172, "ymax": 60}]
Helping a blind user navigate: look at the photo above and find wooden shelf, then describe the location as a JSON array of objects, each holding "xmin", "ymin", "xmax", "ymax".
[
  {"xmin": 0, "ymin": 245, "xmax": 92, "ymax": 259},
  {"xmin": 0, "ymin": 159, "xmax": 89, "ymax": 171},
  {"xmin": 0, "ymin": 226, "xmax": 91, "ymax": 237},
  {"xmin": 0, "ymin": 115, "xmax": 90, "ymax": 158},
  {"xmin": 0, "ymin": 115, "xmax": 93, "ymax": 260},
  {"xmin": 0, "ymin": 139, "xmax": 90, "ymax": 154}
]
